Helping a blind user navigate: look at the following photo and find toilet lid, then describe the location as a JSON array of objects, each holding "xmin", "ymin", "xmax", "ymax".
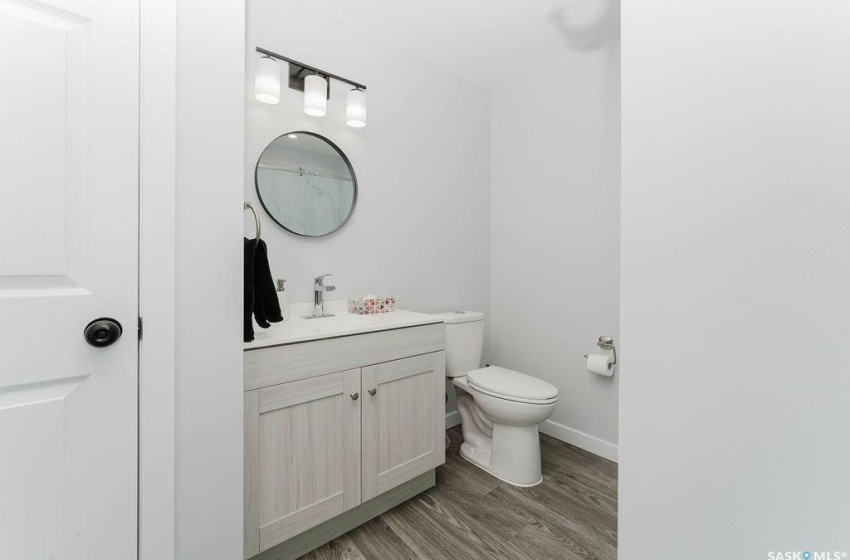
[{"xmin": 466, "ymin": 366, "xmax": 559, "ymax": 402}]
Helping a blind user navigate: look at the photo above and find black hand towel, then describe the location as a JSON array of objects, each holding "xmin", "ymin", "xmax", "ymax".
[
  {"xmin": 252, "ymin": 239, "xmax": 283, "ymax": 329},
  {"xmin": 244, "ymin": 237, "xmax": 257, "ymax": 342}
]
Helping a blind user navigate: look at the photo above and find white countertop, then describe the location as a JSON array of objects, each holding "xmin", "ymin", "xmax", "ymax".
[{"xmin": 244, "ymin": 300, "xmax": 444, "ymax": 350}]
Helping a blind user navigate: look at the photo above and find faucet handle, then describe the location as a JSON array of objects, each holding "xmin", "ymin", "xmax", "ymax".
[{"xmin": 314, "ymin": 273, "xmax": 332, "ymax": 286}]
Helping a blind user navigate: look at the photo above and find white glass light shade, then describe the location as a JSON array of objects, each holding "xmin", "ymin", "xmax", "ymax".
[
  {"xmin": 304, "ymin": 74, "xmax": 328, "ymax": 117},
  {"xmin": 254, "ymin": 56, "xmax": 281, "ymax": 104},
  {"xmin": 346, "ymin": 88, "xmax": 367, "ymax": 128}
]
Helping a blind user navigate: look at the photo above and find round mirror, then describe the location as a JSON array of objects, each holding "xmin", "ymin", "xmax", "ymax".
[{"xmin": 255, "ymin": 132, "xmax": 357, "ymax": 237}]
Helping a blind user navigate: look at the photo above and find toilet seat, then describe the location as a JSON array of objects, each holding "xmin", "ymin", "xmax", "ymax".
[{"xmin": 466, "ymin": 366, "xmax": 558, "ymax": 405}]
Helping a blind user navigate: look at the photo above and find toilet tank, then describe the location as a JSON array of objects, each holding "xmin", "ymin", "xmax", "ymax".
[{"xmin": 435, "ymin": 311, "xmax": 485, "ymax": 378}]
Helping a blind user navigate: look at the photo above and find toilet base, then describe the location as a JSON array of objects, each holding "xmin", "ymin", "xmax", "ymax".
[
  {"xmin": 459, "ymin": 441, "xmax": 543, "ymax": 487},
  {"xmin": 453, "ymin": 379, "xmax": 551, "ymax": 487}
]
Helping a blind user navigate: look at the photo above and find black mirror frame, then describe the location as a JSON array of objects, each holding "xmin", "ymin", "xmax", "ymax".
[{"xmin": 254, "ymin": 131, "xmax": 358, "ymax": 238}]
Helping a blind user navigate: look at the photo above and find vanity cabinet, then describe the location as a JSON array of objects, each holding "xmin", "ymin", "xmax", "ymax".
[
  {"xmin": 244, "ymin": 323, "xmax": 445, "ymax": 559},
  {"xmin": 362, "ymin": 353, "xmax": 441, "ymax": 501},
  {"xmin": 244, "ymin": 369, "xmax": 362, "ymax": 554}
]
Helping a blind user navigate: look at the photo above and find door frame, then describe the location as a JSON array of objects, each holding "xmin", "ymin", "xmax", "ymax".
[{"xmin": 139, "ymin": 0, "xmax": 177, "ymax": 558}]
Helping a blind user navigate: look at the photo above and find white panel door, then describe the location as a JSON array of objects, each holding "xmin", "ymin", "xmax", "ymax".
[{"xmin": 0, "ymin": 0, "xmax": 139, "ymax": 558}]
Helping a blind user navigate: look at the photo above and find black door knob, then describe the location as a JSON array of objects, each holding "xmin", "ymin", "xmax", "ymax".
[{"xmin": 84, "ymin": 318, "xmax": 123, "ymax": 347}]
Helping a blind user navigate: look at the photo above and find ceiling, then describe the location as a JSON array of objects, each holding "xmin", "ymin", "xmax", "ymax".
[{"xmin": 306, "ymin": 0, "xmax": 619, "ymax": 89}]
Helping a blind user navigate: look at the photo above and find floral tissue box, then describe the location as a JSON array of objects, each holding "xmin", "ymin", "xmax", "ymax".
[{"xmin": 348, "ymin": 296, "xmax": 396, "ymax": 314}]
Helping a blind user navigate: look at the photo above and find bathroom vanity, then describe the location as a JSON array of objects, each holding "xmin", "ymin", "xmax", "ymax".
[{"xmin": 243, "ymin": 308, "xmax": 445, "ymax": 559}]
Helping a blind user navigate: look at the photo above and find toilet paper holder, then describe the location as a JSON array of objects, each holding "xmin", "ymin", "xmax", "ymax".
[{"xmin": 584, "ymin": 336, "xmax": 617, "ymax": 365}]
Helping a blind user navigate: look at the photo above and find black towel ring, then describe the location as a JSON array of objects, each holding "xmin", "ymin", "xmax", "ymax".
[{"xmin": 244, "ymin": 202, "xmax": 262, "ymax": 241}]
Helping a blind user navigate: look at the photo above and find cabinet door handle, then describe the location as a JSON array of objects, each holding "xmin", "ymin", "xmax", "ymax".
[
  {"xmin": 368, "ymin": 388, "xmax": 377, "ymax": 396},
  {"xmin": 350, "ymin": 392, "xmax": 360, "ymax": 400}
]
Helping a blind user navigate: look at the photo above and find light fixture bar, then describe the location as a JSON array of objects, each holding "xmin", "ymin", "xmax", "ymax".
[{"xmin": 255, "ymin": 47, "xmax": 367, "ymax": 91}]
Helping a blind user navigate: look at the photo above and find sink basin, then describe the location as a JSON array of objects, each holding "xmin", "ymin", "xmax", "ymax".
[{"xmin": 244, "ymin": 300, "xmax": 443, "ymax": 349}]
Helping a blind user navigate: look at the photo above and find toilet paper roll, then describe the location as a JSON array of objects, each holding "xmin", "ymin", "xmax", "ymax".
[{"xmin": 586, "ymin": 353, "xmax": 614, "ymax": 377}]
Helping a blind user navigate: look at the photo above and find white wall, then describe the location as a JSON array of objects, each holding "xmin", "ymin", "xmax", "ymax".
[
  {"xmin": 489, "ymin": 12, "xmax": 620, "ymax": 460},
  {"xmin": 175, "ymin": 1, "xmax": 244, "ymax": 559},
  {"xmin": 246, "ymin": 0, "xmax": 491, "ymax": 318},
  {"xmin": 620, "ymin": 1, "xmax": 850, "ymax": 557},
  {"xmin": 246, "ymin": 0, "xmax": 491, "ymax": 414}
]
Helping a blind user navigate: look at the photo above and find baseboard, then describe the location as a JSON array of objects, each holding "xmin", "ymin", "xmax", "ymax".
[
  {"xmin": 539, "ymin": 419, "xmax": 619, "ymax": 463},
  {"xmin": 448, "ymin": 412, "xmax": 618, "ymax": 463}
]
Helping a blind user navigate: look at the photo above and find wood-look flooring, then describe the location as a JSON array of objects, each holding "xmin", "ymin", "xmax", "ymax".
[{"xmin": 301, "ymin": 426, "xmax": 618, "ymax": 560}]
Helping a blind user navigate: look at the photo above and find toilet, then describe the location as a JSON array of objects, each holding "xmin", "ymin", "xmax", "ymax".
[{"xmin": 437, "ymin": 311, "xmax": 558, "ymax": 487}]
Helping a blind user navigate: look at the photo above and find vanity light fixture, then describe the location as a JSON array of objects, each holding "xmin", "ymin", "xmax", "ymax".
[
  {"xmin": 346, "ymin": 87, "xmax": 367, "ymax": 128},
  {"xmin": 304, "ymin": 74, "xmax": 328, "ymax": 117},
  {"xmin": 254, "ymin": 55, "xmax": 281, "ymax": 104},
  {"xmin": 254, "ymin": 47, "xmax": 368, "ymax": 127}
]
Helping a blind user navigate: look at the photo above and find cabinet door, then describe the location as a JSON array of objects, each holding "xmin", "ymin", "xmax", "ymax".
[
  {"xmin": 362, "ymin": 352, "xmax": 445, "ymax": 502},
  {"xmin": 244, "ymin": 369, "xmax": 361, "ymax": 558}
]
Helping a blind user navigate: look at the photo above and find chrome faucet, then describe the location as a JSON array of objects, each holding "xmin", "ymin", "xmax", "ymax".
[{"xmin": 303, "ymin": 274, "xmax": 336, "ymax": 319}]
